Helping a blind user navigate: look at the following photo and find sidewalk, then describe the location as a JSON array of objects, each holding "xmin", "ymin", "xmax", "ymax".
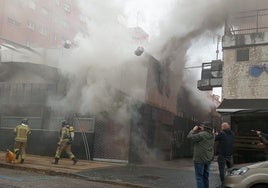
[
  {"xmin": 0, "ymin": 151, "xmax": 220, "ymax": 188},
  {"xmin": 0, "ymin": 151, "xmax": 122, "ymax": 176}
]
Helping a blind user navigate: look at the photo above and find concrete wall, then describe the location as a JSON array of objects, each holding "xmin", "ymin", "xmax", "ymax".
[{"xmin": 222, "ymin": 32, "xmax": 268, "ymax": 99}]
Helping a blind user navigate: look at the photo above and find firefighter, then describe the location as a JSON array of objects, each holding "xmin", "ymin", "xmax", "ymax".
[
  {"xmin": 14, "ymin": 118, "xmax": 31, "ymax": 164},
  {"xmin": 52, "ymin": 120, "xmax": 77, "ymax": 165}
]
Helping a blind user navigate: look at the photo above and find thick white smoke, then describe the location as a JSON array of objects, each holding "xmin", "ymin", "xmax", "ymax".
[
  {"xmin": 44, "ymin": 0, "xmax": 268, "ymax": 161},
  {"xmin": 48, "ymin": 0, "xmax": 268, "ymax": 118}
]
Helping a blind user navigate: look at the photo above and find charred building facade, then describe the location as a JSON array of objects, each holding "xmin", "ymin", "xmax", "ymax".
[{"xmin": 0, "ymin": 1, "xmax": 218, "ymax": 164}]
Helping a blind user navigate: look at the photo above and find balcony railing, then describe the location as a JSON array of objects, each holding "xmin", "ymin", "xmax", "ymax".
[{"xmin": 225, "ymin": 8, "xmax": 268, "ymax": 35}]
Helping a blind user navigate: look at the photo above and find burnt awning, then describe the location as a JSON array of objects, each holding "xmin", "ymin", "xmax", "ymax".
[{"xmin": 217, "ymin": 99, "xmax": 268, "ymax": 113}]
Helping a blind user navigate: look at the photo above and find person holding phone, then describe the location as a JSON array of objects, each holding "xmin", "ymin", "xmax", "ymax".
[{"xmin": 187, "ymin": 122, "xmax": 215, "ymax": 188}]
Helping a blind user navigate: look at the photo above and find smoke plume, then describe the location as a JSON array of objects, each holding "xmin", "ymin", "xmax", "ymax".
[{"xmin": 45, "ymin": 0, "xmax": 267, "ymax": 161}]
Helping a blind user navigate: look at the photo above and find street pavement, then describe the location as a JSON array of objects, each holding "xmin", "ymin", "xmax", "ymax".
[{"xmin": 0, "ymin": 151, "xmax": 221, "ymax": 188}]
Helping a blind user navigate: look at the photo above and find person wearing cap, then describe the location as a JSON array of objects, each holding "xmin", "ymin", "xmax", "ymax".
[
  {"xmin": 255, "ymin": 130, "xmax": 268, "ymax": 160},
  {"xmin": 215, "ymin": 122, "xmax": 234, "ymax": 188},
  {"xmin": 187, "ymin": 122, "xmax": 215, "ymax": 188}
]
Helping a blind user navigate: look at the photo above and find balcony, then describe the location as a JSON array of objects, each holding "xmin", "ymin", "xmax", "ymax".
[{"xmin": 197, "ymin": 60, "xmax": 223, "ymax": 91}]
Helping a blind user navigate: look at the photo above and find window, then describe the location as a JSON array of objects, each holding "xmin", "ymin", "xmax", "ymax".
[
  {"xmin": 26, "ymin": 40, "xmax": 32, "ymax": 47},
  {"xmin": 28, "ymin": 20, "xmax": 35, "ymax": 30},
  {"xmin": 55, "ymin": 0, "xmax": 60, "ymax": 6},
  {"xmin": 39, "ymin": 24, "xmax": 48, "ymax": 36},
  {"xmin": 7, "ymin": 17, "xmax": 20, "ymax": 27},
  {"xmin": 53, "ymin": 32, "xmax": 58, "ymax": 41},
  {"xmin": 11, "ymin": 0, "xmax": 23, "ymax": 7},
  {"xmin": 80, "ymin": 14, "xmax": 87, "ymax": 23},
  {"xmin": 62, "ymin": 20, "xmax": 69, "ymax": 29},
  {"xmin": 236, "ymin": 48, "xmax": 249, "ymax": 62},
  {"xmin": 29, "ymin": 0, "xmax": 36, "ymax": 10},
  {"xmin": 41, "ymin": 7, "xmax": 48, "ymax": 15},
  {"xmin": 63, "ymin": 3, "xmax": 70, "ymax": 13}
]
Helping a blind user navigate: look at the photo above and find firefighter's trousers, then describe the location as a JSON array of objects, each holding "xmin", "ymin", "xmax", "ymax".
[
  {"xmin": 14, "ymin": 141, "xmax": 27, "ymax": 160},
  {"xmin": 54, "ymin": 140, "xmax": 75, "ymax": 160}
]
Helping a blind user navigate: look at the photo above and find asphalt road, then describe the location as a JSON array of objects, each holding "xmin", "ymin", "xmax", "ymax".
[
  {"xmin": 76, "ymin": 165, "xmax": 221, "ymax": 188},
  {"xmin": 0, "ymin": 168, "xmax": 129, "ymax": 188},
  {"xmin": 0, "ymin": 165, "xmax": 221, "ymax": 188}
]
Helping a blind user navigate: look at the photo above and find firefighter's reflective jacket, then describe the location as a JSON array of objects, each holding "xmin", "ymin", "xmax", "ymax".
[
  {"xmin": 69, "ymin": 125, "xmax": 74, "ymax": 140},
  {"xmin": 60, "ymin": 126, "xmax": 74, "ymax": 144},
  {"xmin": 14, "ymin": 124, "xmax": 31, "ymax": 142}
]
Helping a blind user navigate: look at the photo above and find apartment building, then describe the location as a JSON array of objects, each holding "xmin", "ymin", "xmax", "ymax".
[{"xmin": 0, "ymin": 0, "xmax": 86, "ymax": 48}]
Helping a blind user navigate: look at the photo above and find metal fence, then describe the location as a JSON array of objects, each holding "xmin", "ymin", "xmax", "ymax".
[
  {"xmin": 0, "ymin": 82, "xmax": 62, "ymax": 105},
  {"xmin": 226, "ymin": 8, "xmax": 268, "ymax": 35},
  {"xmin": 0, "ymin": 116, "xmax": 95, "ymax": 132}
]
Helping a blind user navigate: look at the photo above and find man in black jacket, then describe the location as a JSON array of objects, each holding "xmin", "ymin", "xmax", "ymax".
[
  {"xmin": 256, "ymin": 130, "xmax": 268, "ymax": 160},
  {"xmin": 215, "ymin": 122, "xmax": 234, "ymax": 188}
]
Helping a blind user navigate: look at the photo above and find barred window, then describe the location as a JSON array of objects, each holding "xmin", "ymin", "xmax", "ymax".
[
  {"xmin": 8, "ymin": 17, "xmax": 20, "ymax": 27},
  {"xmin": 236, "ymin": 48, "xmax": 249, "ymax": 62},
  {"xmin": 28, "ymin": 20, "xmax": 35, "ymax": 30}
]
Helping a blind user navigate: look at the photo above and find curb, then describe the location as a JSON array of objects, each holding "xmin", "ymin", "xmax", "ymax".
[{"xmin": 0, "ymin": 163, "xmax": 151, "ymax": 188}]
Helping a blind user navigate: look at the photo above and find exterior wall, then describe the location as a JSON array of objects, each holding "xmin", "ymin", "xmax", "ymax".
[
  {"xmin": 144, "ymin": 58, "xmax": 178, "ymax": 115},
  {"xmin": 222, "ymin": 35, "xmax": 268, "ymax": 99},
  {"xmin": 108, "ymin": 55, "xmax": 179, "ymax": 116}
]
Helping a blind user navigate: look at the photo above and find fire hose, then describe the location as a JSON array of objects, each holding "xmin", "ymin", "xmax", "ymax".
[{"xmin": 74, "ymin": 114, "xmax": 90, "ymax": 160}]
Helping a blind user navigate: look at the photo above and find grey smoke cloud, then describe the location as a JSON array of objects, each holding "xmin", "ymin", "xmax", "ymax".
[
  {"xmin": 44, "ymin": 0, "xmax": 268, "ymax": 162},
  {"xmin": 146, "ymin": 0, "xmax": 268, "ymax": 114},
  {"xmin": 49, "ymin": 0, "xmax": 268, "ymax": 116}
]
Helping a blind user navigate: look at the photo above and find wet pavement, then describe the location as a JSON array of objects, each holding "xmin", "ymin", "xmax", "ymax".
[{"xmin": 0, "ymin": 151, "xmax": 221, "ymax": 188}]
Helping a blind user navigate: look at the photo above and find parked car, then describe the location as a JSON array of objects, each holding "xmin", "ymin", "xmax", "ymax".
[{"xmin": 224, "ymin": 161, "xmax": 268, "ymax": 188}]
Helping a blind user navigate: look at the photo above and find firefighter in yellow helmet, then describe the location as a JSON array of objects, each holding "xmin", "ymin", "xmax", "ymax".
[
  {"xmin": 52, "ymin": 120, "xmax": 77, "ymax": 165},
  {"xmin": 14, "ymin": 118, "xmax": 31, "ymax": 164}
]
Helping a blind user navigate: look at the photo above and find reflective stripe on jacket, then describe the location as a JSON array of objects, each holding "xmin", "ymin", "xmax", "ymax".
[
  {"xmin": 60, "ymin": 127, "xmax": 71, "ymax": 141},
  {"xmin": 14, "ymin": 124, "xmax": 31, "ymax": 142}
]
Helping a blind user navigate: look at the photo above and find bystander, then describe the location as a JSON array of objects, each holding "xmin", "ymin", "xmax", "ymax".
[
  {"xmin": 215, "ymin": 122, "xmax": 234, "ymax": 188},
  {"xmin": 187, "ymin": 122, "xmax": 215, "ymax": 188}
]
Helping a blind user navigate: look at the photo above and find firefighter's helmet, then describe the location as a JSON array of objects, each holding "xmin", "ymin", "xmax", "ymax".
[
  {"xmin": 21, "ymin": 118, "xmax": 28, "ymax": 124},
  {"xmin": 61, "ymin": 120, "xmax": 69, "ymax": 127}
]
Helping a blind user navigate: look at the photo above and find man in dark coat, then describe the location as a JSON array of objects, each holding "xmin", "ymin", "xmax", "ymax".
[
  {"xmin": 215, "ymin": 122, "xmax": 234, "ymax": 188},
  {"xmin": 256, "ymin": 130, "xmax": 268, "ymax": 160}
]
